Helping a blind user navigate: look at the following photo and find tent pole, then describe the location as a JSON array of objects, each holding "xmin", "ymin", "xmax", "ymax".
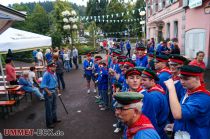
[
  {"xmin": 0, "ymin": 54, "xmax": 6, "ymax": 87},
  {"xmin": 0, "ymin": 54, "xmax": 8, "ymax": 99}
]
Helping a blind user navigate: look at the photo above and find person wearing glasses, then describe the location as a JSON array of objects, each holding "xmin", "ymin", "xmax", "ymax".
[
  {"xmin": 135, "ymin": 46, "xmax": 148, "ymax": 67},
  {"xmin": 168, "ymin": 54, "xmax": 188, "ymax": 101},
  {"xmin": 141, "ymin": 69, "xmax": 169, "ymax": 139},
  {"xmin": 114, "ymin": 59, "xmax": 136, "ymax": 92},
  {"xmin": 165, "ymin": 65, "xmax": 210, "ymax": 139},
  {"xmin": 114, "ymin": 92, "xmax": 160, "ymax": 139},
  {"xmin": 154, "ymin": 55, "xmax": 171, "ymax": 92}
]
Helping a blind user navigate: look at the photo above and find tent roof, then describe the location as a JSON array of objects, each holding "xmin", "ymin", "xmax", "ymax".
[{"xmin": 0, "ymin": 27, "xmax": 51, "ymax": 53}]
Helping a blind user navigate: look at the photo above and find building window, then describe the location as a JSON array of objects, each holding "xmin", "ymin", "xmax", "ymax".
[
  {"xmin": 162, "ymin": 0, "xmax": 166, "ymax": 8},
  {"xmin": 159, "ymin": 0, "xmax": 163, "ymax": 11},
  {"xmin": 174, "ymin": 21, "xmax": 178, "ymax": 39},
  {"xmin": 155, "ymin": 3, "xmax": 158, "ymax": 12},
  {"xmin": 166, "ymin": 23, "xmax": 170, "ymax": 39}
]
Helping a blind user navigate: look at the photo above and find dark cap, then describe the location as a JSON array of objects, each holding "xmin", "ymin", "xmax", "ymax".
[
  {"xmin": 114, "ymin": 92, "xmax": 144, "ymax": 105},
  {"xmin": 179, "ymin": 65, "xmax": 204, "ymax": 77},
  {"xmin": 95, "ymin": 55, "xmax": 102, "ymax": 61},
  {"xmin": 155, "ymin": 55, "xmax": 169, "ymax": 62},
  {"xmin": 99, "ymin": 61, "xmax": 106, "ymax": 67},
  {"xmin": 141, "ymin": 68, "xmax": 159, "ymax": 81},
  {"xmin": 136, "ymin": 45, "xmax": 146, "ymax": 51},
  {"xmin": 169, "ymin": 54, "xmax": 188, "ymax": 65},
  {"xmin": 111, "ymin": 49, "xmax": 121, "ymax": 57},
  {"xmin": 125, "ymin": 67, "xmax": 143, "ymax": 78},
  {"xmin": 86, "ymin": 53, "xmax": 91, "ymax": 57},
  {"xmin": 117, "ymin": 55, "xmax": 127, "ymax": 60},
  {"xmin": 47, "ymin": 61, "xmax": 56, "ymax": 67},
  {"xmin": 124, "ymin": 59, "xmax": 136, "ymax": 67},
  {"xmin": 118, "ymin": 59, "xmax": 125, "ymax": 65}
]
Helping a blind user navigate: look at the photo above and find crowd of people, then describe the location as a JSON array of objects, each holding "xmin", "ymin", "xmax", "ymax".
[
  {"xmin": 83, "ymin": 38, "xmax": 210, "ymax": 139},
  {"xmin": 4, "ymin": 46, "xmax": 80, "ymax": 128}
]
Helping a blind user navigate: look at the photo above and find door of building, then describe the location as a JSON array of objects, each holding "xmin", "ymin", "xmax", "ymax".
[{"xmin": 185, "ymin": 29, "xmax": 207, "ymax": 65}]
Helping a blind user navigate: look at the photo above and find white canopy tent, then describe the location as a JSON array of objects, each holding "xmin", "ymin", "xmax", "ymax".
[
  {"xmin": 0, "ymin": 27, "xmax": 52, "ymax": 87},
  {"xmin": 0, "ymin": 27, "xmax": 52, "ymax": 53}
]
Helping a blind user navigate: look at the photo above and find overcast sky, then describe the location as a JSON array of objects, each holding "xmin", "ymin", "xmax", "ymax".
[{"xmin": 0, "ymin": 0, "xmax": 88, "ymax": 7}]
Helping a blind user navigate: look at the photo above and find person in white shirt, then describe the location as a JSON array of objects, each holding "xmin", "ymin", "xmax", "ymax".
[
  {"xmin": 72, "ymin": 46, "xmax": 79, "ymax": 69},
  {"xmin": 63, "ymin": 50, "xmax": 71, "ymax": 72},
  {"xmin": 28, "ymin": 66, "xmax": 40, "ymax": 87},
  {"xmin": 36, "ymin": 49, "xmax": 44, "ymax": 66}
]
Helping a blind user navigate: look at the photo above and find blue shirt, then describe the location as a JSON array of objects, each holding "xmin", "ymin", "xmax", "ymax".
[
  {"xmin": 174, "ymin": 92, "xmax": 210, "ymax": 139},
  {"xmin": 45, "ymin": 53, "xmax": 53, "ymax": 62},
  {"xmin": 83, "ymin": 59, "xmax": 94, "ymax": 76},
  {"xmin": 40, "ymin": 71, "xmax": 58, "ymax": 94},
  {"xmin": 157, "ymin": 70, "xmax": 171, "ymax": 92},
  {"xmin": 126, "ymin": 42, "xmax": 131, "ymax": 50},
  {"xmin": 97, "ymin": 67, "xmax": 108, "ymax": 90},
  {"xmin": 32, "ymin": 50, "xmax": 37, "ymax": 58},
  {"xmin": 136, "ymin": 55, "xmax": 148, "ymax": 67},
  {"xmin": 19, "ymin": 77, "xmax": 33, "ymax": 91},
  {"xmin": 143, "ymin": 89, "xmax": 169, "ymax": 139}
]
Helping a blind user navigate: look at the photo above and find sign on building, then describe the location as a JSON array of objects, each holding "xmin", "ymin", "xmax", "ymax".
[{"xmin": 189, "ymin": 0, "xmax": 202, "ymax": 9}]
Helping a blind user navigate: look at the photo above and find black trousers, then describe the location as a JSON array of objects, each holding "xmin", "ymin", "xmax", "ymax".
[
  {"xmin": 126, "ymin": 49, "xmax": 131, "ymax": 58},
  {"xmin": 73, "ymin": 57, "xmax": 78, "ymax": 69}
]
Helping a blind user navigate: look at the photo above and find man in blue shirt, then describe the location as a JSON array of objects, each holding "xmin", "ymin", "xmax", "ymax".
[
  {"xmin": 141, "ymin": 69, "xmax": 169, "ymax": 139},
  {"xmin": 114, "ymin": 92, "xmax": 160, "ymax": 139},
  {"xmin": 41, "ymin": 61, "xmax": 61, "ymax": 128},
  {"xmin": 135, "ymin": 46, "xmax": 148, "ymax": 67},
  {"xmin": 165, "ymin": 65, "xmax": 210, "ymax": 139},
  {"xmin": 19, "ymin": 71, "xmax": 44, "ymax": 100},
  {"xmin": 32, "ymin": 49, "xmax": 38, "ymax": 64},
  {"xmin": 126, "ymin": 40, "xmax": 131, "ymax": 58}
]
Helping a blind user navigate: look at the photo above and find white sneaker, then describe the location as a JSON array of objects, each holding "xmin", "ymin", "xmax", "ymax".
[
  {"xmin": 114, "ymin": 128, "xmax": 121, "ymax": 133},
  {"xmin": 113, "ymin": 123, "xmax": 117, "ymax": 128},
  {"xmin": 93, "ymin": 89, "xmax": 97, "ymax": 93},
  {"xmin": 87, "ymin": 89, "xmax": 90, "ymax": 94},
  {"xmin": 98, "ymin": 105, "xmax": 103, "ymax": 108},
  {"xmin": 95, "ymin": 95, "xmax": 100, "ymax": 99},
  {"xmin": 100, "ymin": 107, "xmax": 107, "ymax": 111}
]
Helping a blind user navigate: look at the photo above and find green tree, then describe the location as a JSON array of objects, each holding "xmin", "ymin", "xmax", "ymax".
[{"xmin": 28, "ymin": 4, "xmax": 50, "ymax": 34}]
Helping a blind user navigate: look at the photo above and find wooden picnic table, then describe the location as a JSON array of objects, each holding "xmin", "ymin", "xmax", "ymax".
[{"xmin": 0, "ymin": 85, "xmax": 22, "ymax": 99}]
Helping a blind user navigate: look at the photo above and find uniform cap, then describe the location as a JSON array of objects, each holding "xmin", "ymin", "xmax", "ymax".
[
  {"xmin": 114, "ymin": 92, "xmax": 144, "ymax": 105},
  {"xmin": 125, "ymin": 67, "xmax": 143, "ymax": 78},
  {"xmin": 169, "ymin": 54, "xmax": 188, "ymax": 65},
  {"xmin": 141, "ymin": 68, "xmax": 159, "ymax": 81},
  {"xmin": 179, "ymin": 65, "xmax": 204, "ymax": 76}
]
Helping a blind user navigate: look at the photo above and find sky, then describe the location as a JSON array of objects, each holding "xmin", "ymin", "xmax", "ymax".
[{"xmin": 0, "ymin": 0, "xmax": 88, "ymax": 7}]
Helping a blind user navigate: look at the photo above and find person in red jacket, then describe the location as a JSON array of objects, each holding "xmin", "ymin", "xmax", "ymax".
[
  {"xmin": 5, "ymin": 58, "xmax": 17, "ymax": 85},
  {"xmin": 189, "ymin": 51, "xmax": 206, "ymax": 85}
]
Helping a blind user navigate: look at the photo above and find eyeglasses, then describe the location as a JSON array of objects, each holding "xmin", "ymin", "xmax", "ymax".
[
  {"xmin": 116, "ymin": 107, "xmax": 134, "ymax": 111},
  {"xmin": 123, "ymin": 65, "xmax": 130, "ymax": 69},
  {"xmin": 169, "ymin": 64, "xmax": 179, "ymax": 67}
]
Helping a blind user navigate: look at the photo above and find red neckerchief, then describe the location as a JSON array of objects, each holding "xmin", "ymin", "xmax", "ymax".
[
  {"xmin": 128, "ymin": 86, "xmax": 143, "ymax": 92},
  {"xmin": 172, "ymin": 75, "xmax": 180, "ymax": 81},
  {"xmin": 137, "ymin": 54, "xmax": 146, "ymax": 59},
  {"xmin": 187, "ymin": 85, "xmax": 210, "ymax": 96},
  {"xmin": 47, "ymin": 68, "xmax": 55, "ymax": 74},
  {"xmin": 148, "ymin": 84, "xmax": 166, "ymax": 95},
  {"xmin": 157, "ymin": 67, "xmax": 171, "ymax": 75},
  {"xmin": 126, "ymin": 114, "xmax": 154, "ymax": 139}
]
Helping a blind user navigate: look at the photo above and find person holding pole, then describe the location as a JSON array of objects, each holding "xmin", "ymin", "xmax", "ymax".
[{"xmin": 41, "ymin": 61, "xmax": 61, "ymax": 128}]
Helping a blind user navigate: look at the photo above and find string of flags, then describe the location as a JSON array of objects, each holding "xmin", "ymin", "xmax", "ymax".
[
  {"xmin": 82, "ymin": 18, "xmax": 142, "ymax": 23},
  {"xmin": 79, "ymin": 8, "xmax": 145, "ymax": 22},
  {"xmin": 102, "ymin": 27, "xmax": 142, "ymax": 35}
]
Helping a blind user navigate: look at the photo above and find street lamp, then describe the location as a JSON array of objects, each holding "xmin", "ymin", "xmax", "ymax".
[
  {"xmin": 62, "ymin": 10, "xmax": 78, "ymax": 47},
  {"xmin": 139, "ymin": 10, "xmax": 146, "ymax": 44}
]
